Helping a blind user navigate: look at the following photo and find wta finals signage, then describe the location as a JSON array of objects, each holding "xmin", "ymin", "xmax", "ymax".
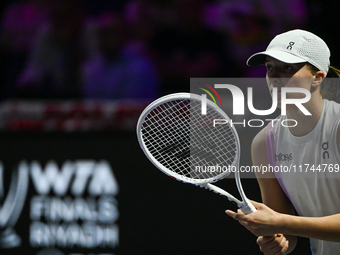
[
  {"xmin": 0, "ymin": 162, "xmax": 29, "ymax": 248},
  {"xmin": 0, "ymin": 160, "xmax": 119, "ymax": 255}
]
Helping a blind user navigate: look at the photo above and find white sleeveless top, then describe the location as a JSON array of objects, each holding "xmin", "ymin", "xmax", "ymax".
[{"xmin": 266, "ymin": 99, "xmax": 340, "ymax": 255}]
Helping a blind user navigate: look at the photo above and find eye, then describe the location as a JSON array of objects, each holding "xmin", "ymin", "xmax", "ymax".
[
  {"xmin": 265, "ymin": 64, "xmax": 273, "ymax": 71},
  {"xmin": 283, "ymin": 65, "xmax": 293, "ymax": 71}
]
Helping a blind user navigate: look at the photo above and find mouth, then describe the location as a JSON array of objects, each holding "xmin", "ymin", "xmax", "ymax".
[{"xmin": 270, "ymin": 87, "xmax": 281, "ymax": 95}]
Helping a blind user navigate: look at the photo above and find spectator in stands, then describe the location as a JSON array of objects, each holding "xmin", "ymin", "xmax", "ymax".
[
  {"xmin": 81, "ymin": 12, "xmax": 158, "ymax": 100},
  {"xmin": 124, "ymin": 0, "xmax": 157, "ymax": 58},
  {"xmin": 18, "ymin": 0, "xmax": 94, "ymax": 99},
  {"xmin": 0, "ymin": 0, "xmax": 52, "ymax": 99},
  {"xmin": 150, "ymin": 0, "xmax": 236, "ymax": 94},
  {"xmin": 204, "ymin": 0, "xmax": 308, "ymax": 77}
]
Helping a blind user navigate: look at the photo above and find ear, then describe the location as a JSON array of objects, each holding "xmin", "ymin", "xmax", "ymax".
[{"xmin": 311, "ymin": 71, "xmax": 325, "ymax": 87}]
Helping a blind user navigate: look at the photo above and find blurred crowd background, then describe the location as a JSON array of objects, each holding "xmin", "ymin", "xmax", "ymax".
[{"xmin": 0, "ymin": 0, "xmax": 338, "ymax": 102}]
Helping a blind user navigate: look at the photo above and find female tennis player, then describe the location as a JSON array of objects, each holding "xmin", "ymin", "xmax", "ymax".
[{"xmin": 226, "ymin": 29, "xmax": 340, "ymax": 255}]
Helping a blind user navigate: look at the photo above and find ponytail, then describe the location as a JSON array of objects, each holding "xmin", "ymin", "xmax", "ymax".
[
  {"xmin": 326, "ymin": 66, "xmax": 340, "ymax": 78},
  {"xmin": 307, "ymin": 64, "xmax": 340, "ymax": 103},
  {"xmin": 321, "ymin": 66, "xmax": 340, "ymax": 103}
]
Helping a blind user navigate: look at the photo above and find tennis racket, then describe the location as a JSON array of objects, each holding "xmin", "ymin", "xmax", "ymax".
[{"xmin": 136, "ymin": 93, "xmax": 256, "ymax": 214}]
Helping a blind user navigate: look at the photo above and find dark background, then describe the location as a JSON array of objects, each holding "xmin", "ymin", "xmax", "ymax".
[
  {"xmin": 0, "ymin": 130, "xmax": 311, "ymax": 255},
  {"xmin": 0, "ymin": 0, "xmax": 336, "ymax": 254}
]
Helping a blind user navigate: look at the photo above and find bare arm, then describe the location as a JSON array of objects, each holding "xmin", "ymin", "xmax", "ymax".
[
  {"xmin": 280, "ymin": 121, "xmax": 340, "ymax": 241},
  {"xmin": 276, "ymin": 120, "xmax": 340, "ymax": 241},
  {"xmin": 252, "ymin": 127, "xmax": 295, "ymax": 215},
  {"xmin": 252, "ymin": 127, "xmax": 297, "ymax": 254},
  {"xmin": 228, "ymin": 125, "xmax": 340, "ymax": 243},
  {"xmin": 227, "ymin": 127, "xmax": 297, "ymax": 254}
]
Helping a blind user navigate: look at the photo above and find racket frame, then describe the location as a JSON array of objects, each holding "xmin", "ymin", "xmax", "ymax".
[{"xmin": 137, "ymin": 93, "xmax": 256, "ymax": 214}]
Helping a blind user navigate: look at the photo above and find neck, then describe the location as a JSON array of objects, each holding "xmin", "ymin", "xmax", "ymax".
[{"xmin": 286, "ymin": 95, "xmax": 324, "ymax": 136}]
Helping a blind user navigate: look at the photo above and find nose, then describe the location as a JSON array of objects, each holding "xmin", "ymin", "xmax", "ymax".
[
  {"xmin": 267, "ymin": 67, "xmax": 281, "ymax": 80},
  {"xmin": 269, "ymin": 78, "xmax": 280, "ymax": 92},
  {"xmin": 266, "ymin": 73, "xmax": 280, "ymax": 90}
]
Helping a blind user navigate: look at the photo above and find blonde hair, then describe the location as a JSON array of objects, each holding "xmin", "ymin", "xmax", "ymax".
[{"xmin": 307, "ymin": 64, "xmax": 340, "ymax": 103}]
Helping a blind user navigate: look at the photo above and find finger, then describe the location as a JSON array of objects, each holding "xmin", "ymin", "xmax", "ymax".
[
  {"xmin": 263, "ymin": 234, "xmax": 278, "ymax": 241},
  {"xmin": 239, "ymin": 220, "xmax": 248, "ymax": 228},
  {"xmin": 258, "ymin": 235, "xmax": 285, "ymax": 253},
  {"xmin": 237, "ymin": 209, "xmax": 245, "ymax": 215},
  {"xmin": 283, "ymin": 240, "xmax": 289, "ymax": 253},
  {"xmin": 257, "ymin": 235, "xmax": 276, "ymax": 245},
  {"xmin": 261, "ymin": 238, "xmax": 281, "ymax": 251},
  {"xmin": 225, "ymin": 210, "xmax": 237, "ymax": 218},
  {"xmin": 225, "ymin": 210, "xmax": 248, "ymax": 221},
  {"xmin": 226, "ymin": 210, "xmax": 248, "ymax": 224},
  {"xmin": 226, "ymin": 211, "xmax": 248, "ymax": 226},
  {"xmin": 225, "ymin": 209, "xmax": 245, "ymax": 215},
  {"xmin": 248, "ymin": 200, "xmax": 262, "ymax": 209},
  {"xmin": 273, "ymin": 240, "xmax": 289, "ymax": 255},
  {"xmin": 270, "ymin": 235, "xmax": 286, "ymax": 253}
]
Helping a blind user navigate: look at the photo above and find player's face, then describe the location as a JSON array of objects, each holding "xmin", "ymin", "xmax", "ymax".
[{"xmin": 265, "ymin": 56, "xmax": 314, "ymax": 107}]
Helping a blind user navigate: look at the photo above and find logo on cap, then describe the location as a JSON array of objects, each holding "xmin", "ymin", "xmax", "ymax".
[{"xmin": 287, "ymin": 42, "xmax": 295, "ymax": 50}]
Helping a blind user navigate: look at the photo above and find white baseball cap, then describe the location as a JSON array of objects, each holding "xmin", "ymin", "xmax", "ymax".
[{"xmin": 246, "ymin": 29, "xmax": 330, "ymax": 75}]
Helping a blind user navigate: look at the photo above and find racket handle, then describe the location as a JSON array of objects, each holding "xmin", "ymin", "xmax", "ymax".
[{"xmin": 240, "ymin": 201, "xmax": 256, "ymax": 214}]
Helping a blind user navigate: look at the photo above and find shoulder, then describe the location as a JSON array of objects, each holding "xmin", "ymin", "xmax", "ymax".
[{"xmin": 324, "ymin": 99, "xmax": 340, "ymax": 118}]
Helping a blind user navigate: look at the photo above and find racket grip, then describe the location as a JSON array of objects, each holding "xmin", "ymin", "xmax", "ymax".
[{"xmin": 240, "ymin": 202, "xmax": 256, "ymax": 214}]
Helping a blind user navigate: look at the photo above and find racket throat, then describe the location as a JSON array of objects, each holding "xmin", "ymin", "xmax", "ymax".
[
  {"xmin": 202, "ymin": 183, "xmax": 243, "ymax": 207},
  {"xmin": 235, "ymin": 173, "xmax": 257, "ymax": 213},
  {"xmin": 202, "ymin": 183, "xmax": 256, "ymax": 213}
]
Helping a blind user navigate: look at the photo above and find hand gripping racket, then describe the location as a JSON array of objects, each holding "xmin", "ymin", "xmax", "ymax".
[{"xmin": 136, "ymin": 93, "xmax": 256, "ymax": 214}]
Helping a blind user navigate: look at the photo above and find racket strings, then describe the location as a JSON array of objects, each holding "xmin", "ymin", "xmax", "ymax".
[
  {"xmin": 141, "ymin": 98, "xmax": 238, "ymax": 182},
  {"xmin": 189, "ymin": 101, "xmax": 237, "ymax": 178},
  {"xmin": 142, "ymin": 100, "xmax": 191, "ymax": 176}
]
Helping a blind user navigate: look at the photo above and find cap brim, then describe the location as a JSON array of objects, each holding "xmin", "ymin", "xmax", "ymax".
[{"xmin": 246, "ymin": 50, "xmax": 308, "ymax": 66}]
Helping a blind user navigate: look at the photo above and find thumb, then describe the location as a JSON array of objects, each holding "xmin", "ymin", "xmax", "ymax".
[{"xmin": 248, "ymin": 200, "xmax": 263, "ymax": 209}]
